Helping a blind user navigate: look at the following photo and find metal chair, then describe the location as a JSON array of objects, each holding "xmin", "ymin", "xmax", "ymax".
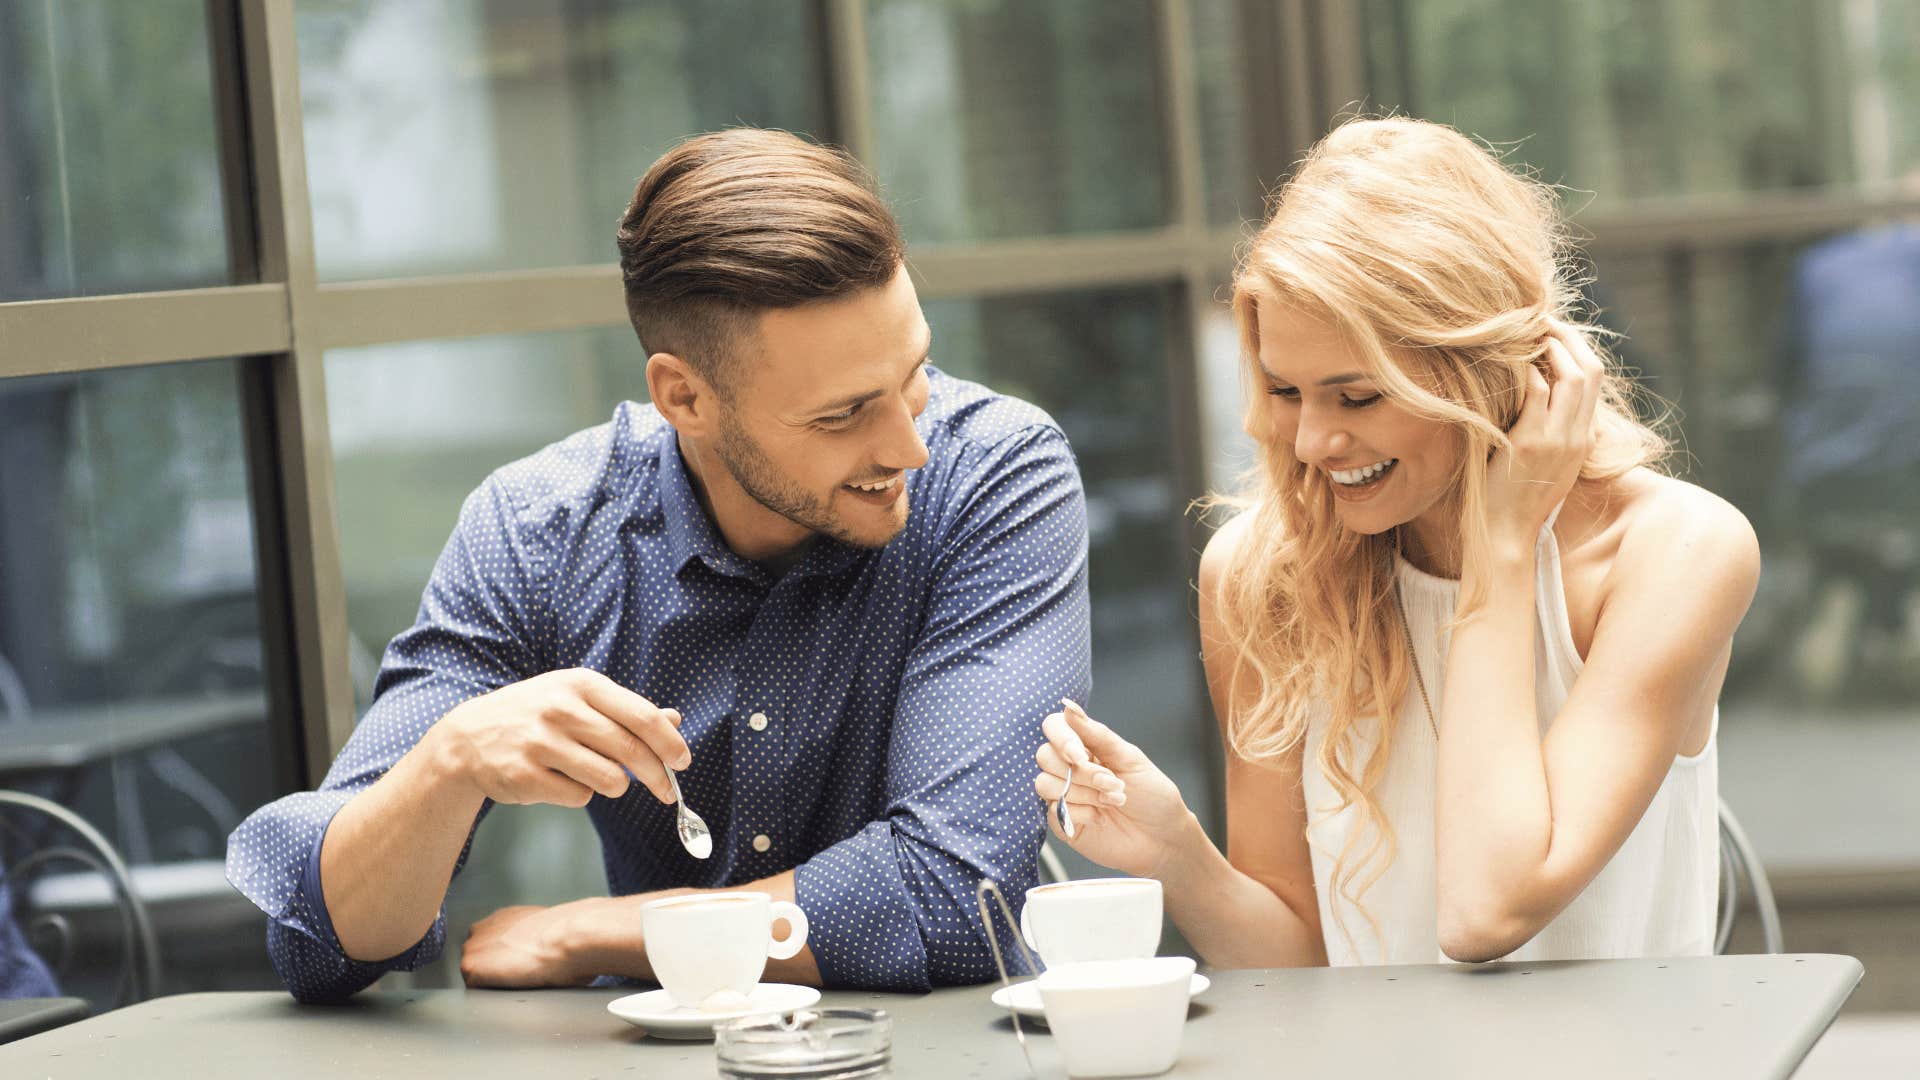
[
  {"xmin": 0, "ymin": 790, "xmax": 163, "ymax": 1008},
  {"xmin": 1716, "ymin": 798, "xmax": 1783, "ymax": 954}
]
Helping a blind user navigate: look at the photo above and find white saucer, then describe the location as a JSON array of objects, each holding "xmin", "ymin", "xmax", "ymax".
[
  {"xmin": 607, "ymin": 983, "xmax": 822, "ymax": 1040},
  {"xmin": 990, "ymin": 972, "xmax": 1211, "ymax": 1022}
]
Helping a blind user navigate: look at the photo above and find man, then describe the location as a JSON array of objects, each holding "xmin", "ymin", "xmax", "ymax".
[{"xmin": 225, "ymin": 129, "xmax": 1090, "ymax": 1003}]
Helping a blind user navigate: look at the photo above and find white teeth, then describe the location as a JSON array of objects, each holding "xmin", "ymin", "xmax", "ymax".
[
  {"xmin": 850, "ymin": 476, "xmax": 897, "ymax": 493},
  {"xmin": 1329, "ymin": 460, "xmax": 1395, "ymax": 486}
]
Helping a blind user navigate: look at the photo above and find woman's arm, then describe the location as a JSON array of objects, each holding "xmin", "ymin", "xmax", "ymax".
[
  {"xmin": 1434, "ymin": 331, "xmax": 1760, "ymax": 961},
  {"xmin": 1033, "ymin": 515, "xmax": 1326, "ymax": 967},
  {"xmin": 1167, "ymin": 515, "xmax": 1327, "ymax": 968}
]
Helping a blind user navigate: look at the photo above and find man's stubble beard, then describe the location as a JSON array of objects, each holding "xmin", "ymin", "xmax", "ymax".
[{"xmin": 712, "ymin": 407, "xmax": 903, "ymax": 550}]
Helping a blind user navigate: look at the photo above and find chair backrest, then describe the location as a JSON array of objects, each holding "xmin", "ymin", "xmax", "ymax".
[
  {"xmin": 0, "ymin": 790, "xmax": 162, "ymax": 1007},
  {"xmin": 1716, "ymin": 798, "xmax": 1783, "ymax": 954}
]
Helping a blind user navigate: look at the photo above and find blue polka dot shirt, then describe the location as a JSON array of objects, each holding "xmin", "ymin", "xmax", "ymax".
[{"xmin": 225, "ymin": 368, "xmax": 1091, "ymax": 1003}]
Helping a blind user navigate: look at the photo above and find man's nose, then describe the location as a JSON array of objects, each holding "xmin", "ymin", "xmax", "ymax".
[{"xmin": 879, "ymin": 395, "xmax": 930, "ymax": 471}]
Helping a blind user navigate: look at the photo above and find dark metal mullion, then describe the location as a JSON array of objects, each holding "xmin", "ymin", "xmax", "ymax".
[
  {"xmin": 238, "ymin": 0, "xmax": 360, "ymax": 782},
  {"xmin": 235, "ymin": 361, "xmax": 311, "ymax": 794},
  {"xmin": 1236, "ymin": 0, "xmax": 1294, "ymax": 196},
  {"xmin": 207, "ymin": 0, "xmax": 310, "ymax": 795},
  {"xmin": 1664, "ymin": 245, "xmax": 1702, "ymax": 479}
]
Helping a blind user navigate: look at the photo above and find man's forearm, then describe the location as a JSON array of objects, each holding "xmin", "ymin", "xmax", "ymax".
[{"xmin": 320, "ymin": 730, "xmax": 488, "ymax": 962}]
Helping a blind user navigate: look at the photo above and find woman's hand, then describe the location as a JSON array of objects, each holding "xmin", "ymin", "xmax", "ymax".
[
  {"xmin": 1484, "ymin": 322, "xmax": 1605, "ymax": 554},
  {"xmin": 1033, "ymin": 699, "xmax": 1200, "ymax": 879}
]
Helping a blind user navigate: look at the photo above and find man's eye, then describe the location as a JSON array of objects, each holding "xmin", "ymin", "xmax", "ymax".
[{"xmin": 818, "ymin": 406, "xmax": 861, "ymax": 425}]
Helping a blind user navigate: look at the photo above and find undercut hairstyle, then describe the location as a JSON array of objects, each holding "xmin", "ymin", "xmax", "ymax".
[{"xmin": 616, "ymin": 128, "xmax": 905, "ymax": 396}]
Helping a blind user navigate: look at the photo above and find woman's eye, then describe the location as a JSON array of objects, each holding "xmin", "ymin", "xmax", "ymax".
[
  {"xmin": 1340, "ymin": 393, "xmax": 1383, "ymax": 409},
  {"xmin": 1265, "ymin": 385, "xmax": 1299, "ymax": 400}
]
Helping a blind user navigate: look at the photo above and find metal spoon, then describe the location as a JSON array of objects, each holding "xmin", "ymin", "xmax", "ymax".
[
  {"xmin": 665, "ymin": 769, "xmax": 712, "ymax": 860},
  {"xmin": 1055, "ymin": 761, "xmax": 1077, "ymax": 840}
]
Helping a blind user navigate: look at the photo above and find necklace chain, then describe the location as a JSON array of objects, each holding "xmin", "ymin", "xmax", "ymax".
[{"xmin": 1392, "ymin": 538, "xmax": 1440, "ymax": 740}]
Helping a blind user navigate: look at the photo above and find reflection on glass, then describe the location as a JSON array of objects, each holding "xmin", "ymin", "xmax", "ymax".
[
  {"xmin": 294, "ymin": 0, "xmax": 830, "ymax": 280},
  {"xmin": 925, "ymin": 286, "xmax": 1211, "ymax": 847},
  {"xmin": 0, "ymin": 0, "xmax": 229, "ymax": 300},
  {"xmin": 325, "ymin": 326, "xmax": 650, "ymax": 985},
  {"xmin": 866, "ymin": 0, "xmax": 1168, "ymax": 243},
  {"xmin": 0, "ymin": 361, "xmax": 274, "ymax": 1004},
  {"xmin": 1361, "ymin": 0, "xmax": 1920, "ymax": 201}
]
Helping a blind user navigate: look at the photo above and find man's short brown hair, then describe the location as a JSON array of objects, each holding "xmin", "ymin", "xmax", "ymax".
[{"xmin": 616, "ymin": 128, "xmax": 904, "ymax": 395}]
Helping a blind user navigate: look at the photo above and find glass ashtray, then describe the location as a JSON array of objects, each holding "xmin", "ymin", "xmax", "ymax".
[{"xmin": 714, "ymin": 1007, "xmax": 892, "ymax": 1079}]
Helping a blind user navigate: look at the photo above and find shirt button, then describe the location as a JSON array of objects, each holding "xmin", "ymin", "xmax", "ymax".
[
  {"xmin": 751, "ymin": 834, "xmax": 772, "ymax": 853},
  {"xmin": 749, "ymin": 712, "xmax": 769, "ymax": 731}
]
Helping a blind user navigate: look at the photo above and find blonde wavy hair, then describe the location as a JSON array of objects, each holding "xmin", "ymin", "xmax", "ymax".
[{"xmin": 1212, "ymin": 117, "xmax": 1670, "ymax": 950}]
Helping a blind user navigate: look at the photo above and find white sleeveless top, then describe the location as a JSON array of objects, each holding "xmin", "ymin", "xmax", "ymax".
[{"xmin": 1301, "ymin": 515, "xmax": 1719, "ymax": 965}]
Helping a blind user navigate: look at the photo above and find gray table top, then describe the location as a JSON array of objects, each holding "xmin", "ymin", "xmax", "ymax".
[
  {"xmin": 0, "ymin": 691, "xmax": 265, "ymax": 774},
  {"xmin": 0, "ymin": 954, "xmax": 1862, "ymax": 1079}
]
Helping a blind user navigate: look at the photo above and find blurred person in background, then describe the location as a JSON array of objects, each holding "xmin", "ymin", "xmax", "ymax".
[
  {"xmin": 1037, "ymin": 117, "xmax": 1758, "ymax": 967},
  {"xmin": 1774, "ymin": 185, "xmax": 1920, "ymax": 700},
  {"xmin": 1, "ymin": 859, "xmax": 60, "ymax": 999}
]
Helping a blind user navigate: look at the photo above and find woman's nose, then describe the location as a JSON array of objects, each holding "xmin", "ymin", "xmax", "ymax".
[{"xmin": 1292, "ymin": 407, "xmax": 1352, "ymax": 465}]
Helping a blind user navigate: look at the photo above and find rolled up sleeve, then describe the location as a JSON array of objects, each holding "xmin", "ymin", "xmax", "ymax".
[
  {"xmin": 796, "ymin": 426, "xmax": 1092, "ymax": 990},
  {"xmin": 225, "ymin": 478, "xmax": 548, "ymax": 1002}
]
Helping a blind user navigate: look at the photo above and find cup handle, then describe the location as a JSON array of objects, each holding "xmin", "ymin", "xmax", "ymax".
[{"xmin": 768, "ymin": 900, "xmax": 809, "ymax": 961}]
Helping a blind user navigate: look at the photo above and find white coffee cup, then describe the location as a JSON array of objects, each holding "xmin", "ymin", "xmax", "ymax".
[
  {"xmin": 640, "ymin": 892, "xmax": 809, "ymax": 1010},
  {"xmin": 1037, "ymin": 955, "xmax": 1197, "ymax": 1078},
  {"xmin": 1021, "ymin": 878, "xmax": 1163, "ymax": 969}
]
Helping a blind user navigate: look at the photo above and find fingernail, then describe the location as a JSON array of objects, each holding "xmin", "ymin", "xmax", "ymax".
[
  {"xmin": 1102, "ymin": 791, "xmax": 1127, "ymax": 807},
  {"xmin": 676, "ymin": 754, "xmax": 692, "ymax": 771}
]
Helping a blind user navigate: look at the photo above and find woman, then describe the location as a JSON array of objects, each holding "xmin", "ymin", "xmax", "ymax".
[{"xmin": 1038, "ymin": 117, "xmax": 1759, "ymax": 966}]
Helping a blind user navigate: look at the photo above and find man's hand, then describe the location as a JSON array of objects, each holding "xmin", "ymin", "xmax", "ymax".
[
  {"xmin": 458, "ymin": 904, "xmax": 594, "ymax": 988},
  {"xmin": 424, "ymin": 668, "xmax": 692, "ymax": 809}
]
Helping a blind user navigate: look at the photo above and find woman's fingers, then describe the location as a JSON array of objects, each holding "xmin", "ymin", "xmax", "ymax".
[
  {"xmin": 1035, "ymin": 742, "xmax": 1124, "ymax": 805},
  {"xmin": 1062, "ymin": 698, "xmax": 1145, "ymax": 770},
  {"xmin": 1041, "ymin": 708, "xmax": 1095, "ymax": 768},
  {"xmin": 1544, "ymin": 326, "xmax": 1604, "ymax": 439}
]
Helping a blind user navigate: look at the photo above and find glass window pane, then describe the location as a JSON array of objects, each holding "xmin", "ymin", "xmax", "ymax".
[
  {"xmin": 0, "ymin": 360, "xmax": 277, "ymax": 1005},
  {"xmin": 294, "ymin": 0, "xmax": 831, "ymax": 281},
  {"xmin": 327, "ymin": 327, "xmax": 648, "ymax": 655},
  {"xmin": 1361, "ymin": 0, "xmax": 1920, "ymax": 203},
  {"xmin": 325, "ymin": 326, "xmax": 647, "ymax": 985},
  {"xmin": 924, "ymin": 285, "xmax": 1213, "ymax": 853},
  {"xmin": 866, "ymin": 0, "xmax": 1169, "ymax": 244},
  {"xmin": 0, "ymin": 0, "xmax": 231, "ymax": 300},
  {"xmin": 1190, "ymin": 0, "xmax": 1261, "ymax": 227},
  {"xmin": 1586, "ymin": 229, "xmax": 1920, "ymax": 872}
]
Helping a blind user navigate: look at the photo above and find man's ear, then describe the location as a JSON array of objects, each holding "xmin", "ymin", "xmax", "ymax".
[{"xmin": 647, "ymin": 352, "xmax": 720, "ymax": 437}]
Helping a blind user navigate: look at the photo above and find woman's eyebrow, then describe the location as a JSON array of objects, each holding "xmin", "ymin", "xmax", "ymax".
[{"xmin": 1261, "ymin": 366, "xmax": 1368, "ymax": 387}]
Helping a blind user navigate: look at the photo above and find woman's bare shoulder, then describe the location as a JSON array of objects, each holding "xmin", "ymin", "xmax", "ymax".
[
  {"xmin": 1591, "ymin": 469, "xmax": 1760, "ymax": 597},
  {"xmin": 1198, "ymin": 508, "xmax": 1258, "ymax": 596}
]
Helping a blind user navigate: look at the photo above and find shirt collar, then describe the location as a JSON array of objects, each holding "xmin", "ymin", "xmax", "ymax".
[{"xmin": 657, "ymin": 431, "xmax": 869, "ymax": 582}]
